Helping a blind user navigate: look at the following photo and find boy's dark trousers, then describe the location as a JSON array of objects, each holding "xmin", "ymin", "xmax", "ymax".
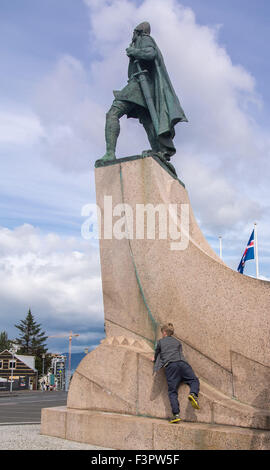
[{"xmin": 165, "ymin": 360, "xmax": 200, "ymax": 414}]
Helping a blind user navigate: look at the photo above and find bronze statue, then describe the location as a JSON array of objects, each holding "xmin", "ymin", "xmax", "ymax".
[{"xmin": 98, "ymin": 22, "xmax": 187, "ymax": 172}]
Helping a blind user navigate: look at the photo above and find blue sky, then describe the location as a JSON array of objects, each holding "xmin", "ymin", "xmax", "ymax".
[{"xmin": 0, "ymin": 0, "xmax": 269, "ymax": 354}]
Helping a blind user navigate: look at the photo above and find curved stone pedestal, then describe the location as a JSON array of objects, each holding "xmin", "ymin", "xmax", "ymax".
[
  {"xmin": 41, "ymin": 155, "xmax": 270, "ymax": 449},
  {"xmin": 41, "ymin": 336, "xmax": 270, "ymax": 449}
]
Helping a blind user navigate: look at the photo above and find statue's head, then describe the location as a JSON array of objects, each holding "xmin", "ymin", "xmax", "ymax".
[
  {"xmin": 134, "ymin": 21, "xmax": 151, "ymax": 34},
  {"xmin": 133, "ymin": 21, "xmax": 151, "ymax": 39}
]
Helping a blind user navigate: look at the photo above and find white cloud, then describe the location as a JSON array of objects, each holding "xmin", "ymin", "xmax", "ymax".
[
  {"xmin": 29, "ymin": 0, "xmax": 269, "ymax": 232},
  {"xmin": 81, "ymin": 0, "xmax": 268, "ymax": 231},
  {"xmin": 1, "ymin": 0, "xmax": 267, "ymax": 243},
  {"xmin": 83, "ymin": 0, "xmax": 262, "ymax": 163},
  {"xmin": 1, "ymin": 0, "xmax": 270, "ymax": 354},
  {"xmin": 1, "ymin": 0, "xmax": 268, "ymax": 273},
  {"xmin": 33, "ymin": 54, "xmax": 106, "ymax": 171},
  {"xmin": 0, "ymin": 225, "xmax": 104, "ymax": 346},
  {"xmin": 0, "ymin": 110, "xmax": 44, "ymax": 145},
  {"xmin": 181, "ymin": 158, "xmax": 262, "ymax": 233}
]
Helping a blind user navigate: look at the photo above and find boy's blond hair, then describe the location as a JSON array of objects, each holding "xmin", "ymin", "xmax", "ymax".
[{"xmin": 161, "ymin": 323, "xmax": 174, "ymax": 336}]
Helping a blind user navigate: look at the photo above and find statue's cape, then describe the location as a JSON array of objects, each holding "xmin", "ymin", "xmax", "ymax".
[{"xmin": 113, "ymin": 34, "xmax": 188, "ymax": 139}]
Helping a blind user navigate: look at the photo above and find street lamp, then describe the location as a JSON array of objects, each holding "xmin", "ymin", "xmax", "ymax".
[
  {"xmin": 9, "ymin": 348, "xmax": 16, "ymax": 393},
  {"xmin": 42, "ymin": 353, "xmax": 46, "ymax": 391}
]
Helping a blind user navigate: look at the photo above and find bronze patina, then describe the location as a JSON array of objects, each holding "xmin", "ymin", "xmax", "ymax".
[{"xmin": 97, "ymin": 22, "xmax": 187, "ymax": 174}]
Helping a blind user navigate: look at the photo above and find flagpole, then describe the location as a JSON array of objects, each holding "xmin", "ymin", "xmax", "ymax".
[
  {"xmin": 219, "ymin": 236, "xmax": 222, "ymax": 260},
  {"xmin": 254, "ymin": 222, "xmax": 259, "ymax": 279}
]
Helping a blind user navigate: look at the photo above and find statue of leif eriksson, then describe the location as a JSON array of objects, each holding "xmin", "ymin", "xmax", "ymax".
[{"xmin": 97, "ymin": 21, "xmax": 188, "ymax": 175}]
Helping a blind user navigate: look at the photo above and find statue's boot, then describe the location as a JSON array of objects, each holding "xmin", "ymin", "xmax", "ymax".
[
  {"xmin": 140, "ymin": 112, "xmax": 177, "ymax": 176},
  {"xmin": 98, "ymin": 107, "xmax": 121, "ymax": 162},
  {"xmin": 157, "ymin": 152, "xmax": 177, "ymax": 177}
]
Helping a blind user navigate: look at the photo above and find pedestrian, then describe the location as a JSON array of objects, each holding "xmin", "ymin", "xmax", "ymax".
[{"xmin": 152, "ymin": 323, "xmax": 200, "ymax": 423}]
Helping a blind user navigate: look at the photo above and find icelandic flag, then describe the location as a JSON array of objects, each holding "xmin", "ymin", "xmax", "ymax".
[{"xmin": 237, "ymin": 230, "xmax": 255, "ymax": 274}]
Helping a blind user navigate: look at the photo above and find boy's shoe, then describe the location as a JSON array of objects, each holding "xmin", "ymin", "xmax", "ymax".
[
  {"xmin": 188, "ymin": 393, "xmax": 200, "ymax": 409},
  {"xmin": 169, "ymin": 413, "xmax": 181, "ymax": 424}
]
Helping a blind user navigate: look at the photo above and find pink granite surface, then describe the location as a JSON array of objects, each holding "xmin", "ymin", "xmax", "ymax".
[
  {"xmin": 95, "ymin": 156, "xmax": 270, "ymax": 408},
  {"xmin": 41, "ymin": 406, "xmax": 270, "ymax": 450},
  {"xmin": 41, "ymin": 335, "xmax": 270, "ymax": 449},
  {"xmin": 41, "ymin": 155, "xmax": 270, "ymax": 449},
  {"xmin": 66, "ymin": 337, "xmax": 270, "ymax": 430}
]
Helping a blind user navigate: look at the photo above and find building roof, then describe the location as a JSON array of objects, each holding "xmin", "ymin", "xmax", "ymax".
[
  {"xmin": 15, "ymin": 355, "xmax": 37, "ymax": 372},
  {"xmin": 0, "ymin": 350, "xmax": 37, "ymax": 372}
]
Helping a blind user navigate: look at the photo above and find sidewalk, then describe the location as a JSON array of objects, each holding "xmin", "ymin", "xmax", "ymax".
[
  {"xmin": 0, "ymin": 424, "xmax": 112, "ymax": 450},
  {"xmin": 0, "ymin": 392, "xmax": 18, "ymax": 398}
]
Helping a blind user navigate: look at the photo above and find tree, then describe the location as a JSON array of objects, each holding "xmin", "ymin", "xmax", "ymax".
[
  {"xmin": 14, "ymin": 309, "xmax": 48, "ymax": 375},
  {"xmin": 0, "ymin": 331, "xmax": 12, "ymax": 352}
]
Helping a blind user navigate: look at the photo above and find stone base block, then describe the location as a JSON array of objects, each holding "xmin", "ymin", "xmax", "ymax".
[
  {"xmin": 41, "ymin": 407, "xmax": 270, "ymax": 450},
  {"xmin": 65, "ymin": 339, "xmax": 270, "ymax": 431}
]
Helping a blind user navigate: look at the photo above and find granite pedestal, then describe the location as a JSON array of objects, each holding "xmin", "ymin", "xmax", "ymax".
[{"xmin": 41, "ymin": 155, "xmax": 270, "ymax": 449}]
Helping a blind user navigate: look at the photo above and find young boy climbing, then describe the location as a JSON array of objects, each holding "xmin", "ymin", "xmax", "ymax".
[{"xmin": 152, "ymin": 323, "xmax": 200, "ymax": 423}]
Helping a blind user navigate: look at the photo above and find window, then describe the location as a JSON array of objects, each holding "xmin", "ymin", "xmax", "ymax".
[
  {"xmin": 0, "ymin": 360, "xmax": 3, "ymax": 369},
  {"xmin": 9, "ymin": 360, "xmax": 16, "ymax": 369}
]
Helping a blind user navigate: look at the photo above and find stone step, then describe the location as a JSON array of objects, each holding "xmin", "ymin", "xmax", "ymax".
[
  {"xmin": 41, "ymin": 406, "xmax": 270, "ymax": 450},
  {"xmin": 180, "ymin": 378, "xmax": 270, "ymax": 430},
  {"xmin": 67, "ymin": 343, "xmax": 270, "ymax": 431}
]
